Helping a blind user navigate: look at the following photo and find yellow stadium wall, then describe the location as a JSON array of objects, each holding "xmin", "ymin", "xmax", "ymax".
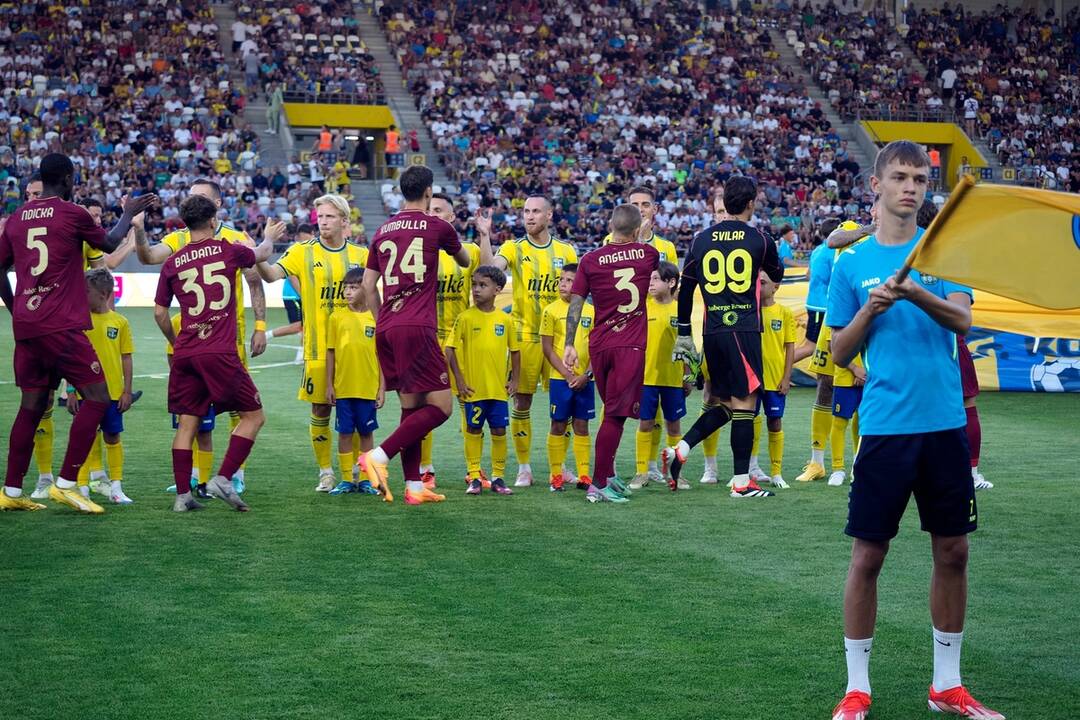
[
  {"xmin": 860, "ymin": 121, "xmax": 987, "ymax": 189},
  {"xmin": 283, "ymin": 103, "xmax": 395, "ymax": 129}
]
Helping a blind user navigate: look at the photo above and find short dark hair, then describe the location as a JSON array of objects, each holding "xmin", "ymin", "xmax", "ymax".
[
  {"xmin": 778, "ymin": 224, "xmax": 794, "ymax": 237},
  {"xmin": 85, "ymin": 268, "xmax": 114, "ymax": 294},
  {"xmin": 610, "ymin": 204, "xmax": 642, "ymax": 238},
  {"xmin": 179, "ymin": 194, "xmax": 219, "ymax": 231},
  {"xmin": 560, "ymin": 262, "xmax": 578, "ymax": 274},
  {"xmin": 82, "ymin": 198, "xmax": 103, "ymax": 210},
  {"xmin": 474, "ymin": 265, "xmax": 507, "ymax": 289},
  {"xmin": 873, "ymin": 140, "xmax": 931, "ymax": 178},
  {"xmin": 399, "ymin": 165, "xmax": 434, "ymax": 201},
  {"xmin": 28, "ymin": 172, "xmax": 41, "ymax": 183},
  {"xmin": 343, "ymin": 267, "xmax": 365, "ymax": 285},
  {"xmin": 656, "ymin": 261, "xmax": 680, "ymax": 286},
  {"xmin": 190, "ymin": 178, "xmax": 222, "ymax": 200},
  {"xmin": 431, "ymin": 192, "xmax": 453, "ymax": 205},
  {"xmin": 39, "ymin": 154, "xmax": 74, "ymax": 186},
  {"xmin": 917, "ymin": 200, "xmax": 940, "ymax": 229},
  {"xmin": 626, "ymin": 186, "xmax": 655, "ymax": 201},
  {"xmin": 816, "ymin": 218, "xmax": 841, "ymax": 245},
  {"xmin": 723, "ymin": 176, "xmax": 757, "ymax": 215},
  {"xmin": 297, "ymin": 223, "xmax": 315, "ymax": 235}
]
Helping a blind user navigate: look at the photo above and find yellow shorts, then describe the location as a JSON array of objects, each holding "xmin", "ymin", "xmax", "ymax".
[
  {"xmin": 811, "ymin": 325, "xmax": 834, "ymax": 377},
  {"xmin": 834, "ymin": 354, "xmax": 863, "ymax": 388},
  {"xmin": 298, "ymin": 360, "xmax": 329, "ymax": 404},
  {"xmin": 518, "ymin": 340, "xmax": 548, "ymax": 394}
]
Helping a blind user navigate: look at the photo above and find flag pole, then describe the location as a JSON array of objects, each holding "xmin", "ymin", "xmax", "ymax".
[{"xmin": 895, "ymin": 174, "xmax": 976, "ymax": 283}]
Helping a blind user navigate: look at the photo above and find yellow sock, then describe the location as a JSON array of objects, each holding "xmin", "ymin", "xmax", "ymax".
[
  {"xmin": 459, "ymin": 401, "xmax": 468, "ymax": 435},
  {"xmin": 230, "ymin": 412, "xmax": 245, "ymax": 470},
  {"xmin": 752, "ymin": 413, "xmax": 763, "ymax": 458},
  {"xmin": 811, "ymin": 404, "xmax": 832, "ymax": 455},
  {"xmin": 196, "ymin": 448, "xmax": 213, "ymax": 485},
  {"xmin": 420, "ymin": 431, "xmax": 434, "ymax": 469},
  {"xmin": 78, "ymin": 433, "xmax": 103, "ymax": 486},
  {"xmin": 491, "ymin": 433, "xmax": 507, "ymax": 479},
  {"xmin": 34, "ymin": 408, "xmax": 54, "ymax": 476},
  {"xmin": 310, "ymin": 414, "xmax": 332, "ymax": 471},
  {"xmin": 547, "ymin": 432, "xmax": 568, "ymax": 480},
  {"xmin": 464, "ymin": 431, "xmax": 483, "ymax": 478},
  {"xmin": 830, "ymin": 416, "xmax": 850, "ymax": 471},
  {"xmin": 768, "ymin": 430, "xmax": 784, "ymax": 476},
  {"xmin": 338, "ymin": 452, "xmax": 354, "ymax": 482},
  {"xmin": 852, "ymin": 411, "xmax": 861, "ymax": 457},
  {"xmin": 105, "ymin": 440, "xmax": 124, "ymax": 481},
  {"xmin": 700, "ymin": 404, "xmax": 720, "ymax": 458},
  {"xmin": 573, "ymin": 433, "xmax": 591, "ymax": 479},
  {"xmin": 635, "ymin": 429, "xmax": 652, "ymax": 475},
  {"xmin": 666, "ymin": 433, "xmax": 682, "ymax": 451},
  {"xmin": 352, "ymin": 432, "xmax": 362, "ymax": 468},
  {"xmin": 650, "ymin": 422, "xmax": 662, "ymax": 457},
  {"xmin": 510, "ymin": 410, "xmax": 531, "ymax": 465}
]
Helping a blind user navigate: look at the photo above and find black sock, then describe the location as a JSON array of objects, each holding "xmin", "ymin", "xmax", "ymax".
[
  {"xmin": 683, "ymin": 404, "xmax": 733, "ymax": 449},
  {"xmin": 730, "ymin": 411, "xmax": 755, "ymax": 476}
]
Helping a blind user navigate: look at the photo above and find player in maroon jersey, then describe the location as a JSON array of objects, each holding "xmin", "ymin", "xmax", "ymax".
[
  {"xmin": 563, "ymin": 204, "xmax": 659, "ymax": 503},
  {"xmin": 0, "ymin": 153, "xmax": 156, "ymax": 514},
  {"xmin": 153, "ymin": 194, "xmax": 281, "ymax": 512},
  {"xmin": 357, "ymin": 165, "xmax": 473, "ymax": 506}
]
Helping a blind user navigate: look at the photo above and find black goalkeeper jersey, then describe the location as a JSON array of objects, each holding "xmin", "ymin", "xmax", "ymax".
[{"xmin": 679, "ymin": 220, "xmax": 785, "ymax": 335}]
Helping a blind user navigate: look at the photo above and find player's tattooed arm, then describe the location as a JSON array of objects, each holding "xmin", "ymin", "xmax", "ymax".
[
  {"xmin": 132, "ymin": 204, "xmax": 172, "ymax": 265},
  {"xmin": 562, "ymin": 294, "xmax": 585, "ymax": 370},
  {"xmin": 246, "ymin": 269, "xmax": 267, "ymax": 357}
]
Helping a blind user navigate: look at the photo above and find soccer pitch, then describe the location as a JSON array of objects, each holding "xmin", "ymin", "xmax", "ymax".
[{"xmin": 1, "ymin": 309, "xmax": 1078, "ymax": 720}]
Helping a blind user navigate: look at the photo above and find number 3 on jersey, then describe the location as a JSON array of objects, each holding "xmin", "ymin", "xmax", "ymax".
[
  {"xmin": 613, "ymin": 267, "xmax": 641, "ymax": 313},
  {"xmin": 382, "ymin": 237, "xmax": 425, "ymax": 286},
  {"xmin": 178, "ymin": 261, "xmax": 231, "ymax": 315},
  {"xmin": 702, "ymin": 248, "xmax": 752, "ymax": 293}
]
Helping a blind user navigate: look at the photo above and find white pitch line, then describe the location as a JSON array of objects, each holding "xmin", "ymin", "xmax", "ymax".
[{"xmin": 0, "ymin": 360, "xmax": 301, "ymax": 385}]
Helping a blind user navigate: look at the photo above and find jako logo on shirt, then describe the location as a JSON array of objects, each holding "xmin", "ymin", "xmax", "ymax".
[
  {"xmin": 495, "ymin": 324, "xmax": 505, "ymax": 336},
  {"xmin": 861, "ymin": 277, "xmax": 881, "ymax": 289}
]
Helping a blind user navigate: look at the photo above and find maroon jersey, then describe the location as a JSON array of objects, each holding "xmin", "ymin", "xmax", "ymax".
[
  {"xmin": 572, "ymin": 242, "xmax": 659, "ymax": 352},
  {"xmin": 0, "ymin": 197, "xmax": 108, "ymax": 340},
  {"xmin": 155, "ymin": 238, "xmax": 255, "ymax": 359},
  {"xmin": 367, "ymin": 209, "xmax": 461, "ymax": 332}
]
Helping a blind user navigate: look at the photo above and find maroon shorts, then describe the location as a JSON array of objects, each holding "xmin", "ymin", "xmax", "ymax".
[
  {"xmin": 169, "ymin": 353, "xmax": 262, "ymax": 417},
  {"xmin": 13, "ymin": 330, "xmax": 104, "ymax": 390},
  {"xmin": 591, "ymin": 345, "xmax": 645, "ymax": 419},
  {"xmin": 376, "ymin": 326, "xmax": 450, "ymax": 394},
  {"xmin": 957, "ymin": 336, "xmax": 979, "ymax": 399}
]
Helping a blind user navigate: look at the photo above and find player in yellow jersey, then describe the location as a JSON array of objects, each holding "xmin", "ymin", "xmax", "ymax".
[
  {"xmin": 256, "ymin": 194, "xmax": 369, "ymax": 490},
  {"xmin": 748, "ymin": 271, "xmax": 796, "ymax": 489},
  {"xmin": 135, "ymin": 179, "xmax": 276, "ymax": 493},
  {"xmin": 445, "ymin": 267, "xmax": 520, "ymax": 495},
  {"xmin": 67, "ymin": 270, "xmax": 135, "ymax": 504},
  {"xmin": 601, "ymin": 186, "xmax": 679, "ymax": 264},
  {"xmin": 539, "ymin": 263, "xmax": 594, "ymax": 492},
  {"xmin": 325, "ymin": 267, "xmax": 385, "ymax": 496},
  {"xmin": 630, "ymin": 263, "xmax": 690, "ymax": 491},
  {"xmin": 417, "ymin": 192, "xmax": 481, "ymax": 487},
  {"xmin": 477, "ymin": 197, "xmax": 577, "ymax": 487}
]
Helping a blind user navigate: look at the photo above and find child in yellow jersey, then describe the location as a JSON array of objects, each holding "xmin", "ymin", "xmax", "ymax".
[
  {"xmin": 749, "ymin": 271, "xmax": 796, "ymax": 489},
  {"xmin": 446, "ymin": 266, "xmax": 520, "ymax": 496},
  {"xmin": 539, "ymin": 263, "xmax": 595, "ymax": 492},
  {"xmin": 325, "ymin": 268, "xmax": 384, "ymax": 495},
  {"xmin": 828, "ymin": 350, "xmax": 865, "ymax": 487},
  {"xmin": 73, "ymin": 269, "xmax": 134, "ymax": 504},
  {"xmin": 165, "ymin": 312, "xmax": 219, "ymax": 499},
  {"xmin": 631, "ymin": 263, "xmax": 690, "ymax": 491}
]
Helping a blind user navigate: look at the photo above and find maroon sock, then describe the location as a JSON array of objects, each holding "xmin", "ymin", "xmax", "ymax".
[
  {"xmin": 401, "ymin": 441, "xmax": 422, "ymax": 482},
  {"xmin": 965, "ymin": 406, "xmax": 981, "ymax": 467},
  {"xmin": 173, "ymin": 448, "xmax": 194, "ymax": 495},
  {"xmin": 380, "ymin": 405, "xmax": 449, "ymax": 459},
  {"xmin": 6, "ymin": 405, "xmax": 47, "ymax": 489},
  {"xmin": 218, "ymin": 435, "xmax": 255, "ymax": 480},
  {"xmin": 592, "ymin": 415, "xmax": 626, "ymax": 489},
  {"xmin": 59, "ymin": 398, "xmax": 109, "ymax": 481}
]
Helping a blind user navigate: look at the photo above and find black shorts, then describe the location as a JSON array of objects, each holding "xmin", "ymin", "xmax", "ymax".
[
  {"xmin": 703, "ymin": 331, "xmax": 763, "ymax": 400},
  {"xmin": 285, "ymin": 298, "xmax": 302, "ymax": 324},
  {"xmin": 805, "ymin": 309, "xmax": 826, "ymax": 343},
  {"xmin": 847, "ymin": 428, "xmax": 977, "ymax": 541}
]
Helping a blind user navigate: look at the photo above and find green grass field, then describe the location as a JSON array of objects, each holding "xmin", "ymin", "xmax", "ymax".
[{"xmin": 1, "ymin": 308, "xmax": 1078, "ymax": 720}]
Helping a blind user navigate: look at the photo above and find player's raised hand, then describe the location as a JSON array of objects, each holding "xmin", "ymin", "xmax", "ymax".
[
  {"xmin": 474, "ymin": 207, "xmax": 492, "ymax": 237},
  {"xmin": 123, "ymin": 193, "xmax": 158, "ymax": 217},
  {"xmin": 562, "ymin": 344, "xmax": 579, "ymax": 374}
]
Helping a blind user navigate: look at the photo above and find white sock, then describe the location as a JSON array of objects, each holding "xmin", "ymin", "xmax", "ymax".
[
  {"xmin": 406, "ymin": 480, "xmax": 424, "ymax": 493},
  {"xmin": 370, "ymin": 446, "xmax": 389, "ymax": 465},
  {"xmin": 4, "ymin": 486, "xmax": 22, "ymax": 498},
  {"xmin": 90, "ymin": 470, "xmax": 108, "ymax": 482},
  {"xmin": 971, "ymin": 466, "xmax": 979, "ymax": 477},
  {"xmin": 749, "ymin": 455, "xmax": 760, "ymax": 471},
  {"xmin": 932, "ymin": 627, "xmax": 963, "ymax": 692},
  {"xmin": 811, "ymin": 449, "xmax": 825, "ymax": 465},
  {"xmin": 731, "ymin": 472, "xmax": 750, "ymax": 489},
  {"xmin": 319, "ymin": 466, "xmax": 332, "ymax": 475},
  {"xmin": 704, "ymin": 456, "xmax": 717, "ymax": 473},
  {"xmin": 844, "ymin": 636, "xmax": 873, "ymax": 694},
  {"xmin": 191, "ymin": 467, "xmax": 200, "ymax": 481},
  {"xmin": 56, "ymin": 477, "xmax": 76, "ymax": 490},
  {"xmin": 647, "ymin": 460, "xmax": 658, "ymax": 472},
  {"xmin": 234, "ymin": 468, "xmax": 245, "ymax": 481},
  {"xmin": 420, "ymin": 464, "xmax": 434, "ymax": 474},
  {"xmin": 79, "ymin": 485, "xmax": 90, "ymax": 498},
  {"xmin": 38, "ymin": 473, "xmax": 53, "ymax": 482},
  {"xmin": 518, "ymin": 463, "xmax": 531, "ymax": 474}
]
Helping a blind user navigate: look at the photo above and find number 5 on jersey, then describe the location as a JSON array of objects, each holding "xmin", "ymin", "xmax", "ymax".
[{"xmin": 178, "ymin": 261, "xmax": 231, "ymax": 315}]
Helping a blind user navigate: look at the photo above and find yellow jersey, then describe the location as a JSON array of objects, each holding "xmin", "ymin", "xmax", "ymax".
[
  {"xmin": 761, "ymin": 302, "xmax": 797, "ymax": 391},
  {"xmin": 539, "ymin": 296, "xmax": 594, "ymax": 376},
  {"xmin": 275, "ymin": 239, "xmax": 369, "ymax": 361},
  {"xmin": 446, "ymin": 307, "xmax": 519, "ymax": 401},
  {"xmin": 436, "ymin": 243, "xmax": 481, "ymax": 343},
  {"xmin": 498, "ymin": 235, "xmax": 577, "ymax": 343},
  {"xmin": 84, "ymin": 310, "xmax": 133, "ymax": 400},
  {"xmin": 83, "ymin": 242, "xmax": 104, "ymax": 270},
  {"xmin": 162, "ymin": 221, "xmax": 251, "ymax": 346},
  {"xmin": 644, "ymin": 297, "xmax": 682, "ymax": 387},
  {"xmin": 326, "ymin": 307, "xmax": 380, "ymax": 399},
  {"xmin": 602, "ymin": 232, "xmax": 678, "ymax": 264},
  {"xmin": 166, "ymin": 313, "xmax": 182, "ymax": 356}
]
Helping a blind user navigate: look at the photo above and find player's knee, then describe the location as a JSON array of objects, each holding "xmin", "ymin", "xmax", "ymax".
[
  {"xmin": 550, "ymin": 422, "xmax": 567, "ymax": 436},
  {"xmin": 104, "ymin": 434, "xmax": 120, "ymax": 445},
  {"xmin": 573, "ymin": 419, "xmax": 589, "ymax": 435},
  {"xmin": 514, "ymin": 393, "xmax": 533, "ymax": 412},
  {"xmin": 21, "ymin": 390, "xmax": 50, "ymax": 414},
  {"xmin": 767, "ymin": 417, "xmax": 782, "ymax": 433},
  {"xmin": 311, "ymin": 403, "xmax": 332, "ymax": 418},
  {"xmin": 850, "ymin": 539, "xmax": 889, "ymax": 577},
  {"xmin": 246, "ymin": 408, "xmax": 266, "ymax": 430},
  {"xmin": 932, "ymin": 536, "xmax": 969, "ymax": 573}
]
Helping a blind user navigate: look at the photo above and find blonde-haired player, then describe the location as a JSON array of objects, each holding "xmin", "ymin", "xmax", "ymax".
[
  {"xmin": 477, "ymin": 198, "xmax": 577, "ymax": 487},
  {"xmin": 256, "ymin": 193, "xmax": 368, "ymax": 491},
  {"xmin": 418, "ymin": 192, "xmax": 481, "ymax": 488}
]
